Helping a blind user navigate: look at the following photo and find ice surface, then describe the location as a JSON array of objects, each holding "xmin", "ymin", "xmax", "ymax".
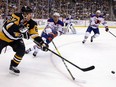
[{"xmin": 0, "ymin": 28, "xmax": 116, "ymax": 87}]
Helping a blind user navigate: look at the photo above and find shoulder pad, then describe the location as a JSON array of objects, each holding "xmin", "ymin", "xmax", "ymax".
[
  {"xmin": 91, "ymin": 14, "xmax": 96, "ymax": 17},
  {"xmin": 58, "ymin": 20, "xmax": 64, "ymax": 26},
  {"xmin": 13, "ymin": 13, "xmax": 23, "ymax": 19},
  {"xmin": 29, "ymin": 19, "xmax": 37, "ymax": 25},
  {"xmin": 47, "ymin": 18, "xmax": 54, "ymax": 22},
  {"xmin": 99, "ymin": 15, "xmax": 104, "ymax": 18}
]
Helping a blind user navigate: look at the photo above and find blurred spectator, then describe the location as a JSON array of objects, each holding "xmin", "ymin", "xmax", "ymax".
[{"xmin": 0, "ymin": 0, "xmax": 115, "ymax": 20}]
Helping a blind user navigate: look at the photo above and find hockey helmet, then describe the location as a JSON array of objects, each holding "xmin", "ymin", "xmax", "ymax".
[
  {"xmin": 67, "ymin": 14, "xmax": 71, "ymax": 18},
  {"xmin": 96, "ymin": 10, "xmax": 101, "ymax": 14},
  {"xmin": 21, "ymin": 6, "xmax": 32, "ymax": 13},
  {"xmin": 53, "ymin": 12, "xmax": 60, "ymax": 17}
]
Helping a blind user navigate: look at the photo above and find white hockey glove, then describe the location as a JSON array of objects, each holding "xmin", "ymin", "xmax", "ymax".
[
  {"xmin": 21, "ymin": 32, "xmax": 30, "ymax": 39},
  {"xmin": 19, "ymin": 27, "xmax": 28, "ymax": 33},
  {"xmin": 19, "ymin": 25, "xmax": 30, "ymax": 39}
]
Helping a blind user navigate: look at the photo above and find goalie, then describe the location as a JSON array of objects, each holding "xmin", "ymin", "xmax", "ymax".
[{"xmin": 64, "ymin": 14, "xmax": 76, "ymax": 34}]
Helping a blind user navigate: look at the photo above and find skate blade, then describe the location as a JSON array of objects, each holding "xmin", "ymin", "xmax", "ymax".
[{"xmin": 9, "ymin": 70, "xmax": 19, "ymax": 76}]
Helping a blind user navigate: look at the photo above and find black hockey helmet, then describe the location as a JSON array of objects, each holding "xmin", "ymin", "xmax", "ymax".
[{"xmin": 21, "ymin": 6, "xmax": 32, "ymax": 13}]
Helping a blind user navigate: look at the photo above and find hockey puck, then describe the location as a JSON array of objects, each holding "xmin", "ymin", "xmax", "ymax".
[{"xmin": 111, "ymin": 71, "xmax": 115, "ymax": 74}]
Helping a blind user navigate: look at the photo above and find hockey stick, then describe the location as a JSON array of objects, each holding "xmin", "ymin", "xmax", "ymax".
[
  {"xmin": 109, "ymin": 31, "xmax": 116, "ymax": 38},
  {"xmin": 48, "ymin": 48, "xmax": 95, "ymax": 72},
  {"xmin": 52, "ymin": 41, "xmax": 75, "ymax": 80},
  {"xmin": 34, "ymin": 40, "xmax": 95, "ymax": 72}
]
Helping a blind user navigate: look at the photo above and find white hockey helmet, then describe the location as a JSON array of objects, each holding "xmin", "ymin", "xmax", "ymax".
[
  {"xmin": 53, "ymin": 12, "xmax": 60, "ymax": 17},
  {"xmin": 96, "ymin": 10, "xmax": 101, "ymax": 14},
  {"xmin": 67, "ymin": 14, "xmax": 71, "ymax": 18}
]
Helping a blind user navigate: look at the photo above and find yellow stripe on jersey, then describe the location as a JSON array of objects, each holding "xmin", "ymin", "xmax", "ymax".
[
  {"xmin": 0, "ymin": 31, "xmax": 13, "ymax": 42},
  {"xmin": 7, "ymin": 14, "xmax": 20, "ymax": 25},
  {"xmin": 29, "ymin": 25, "xmax": 38, "ymax": 35},
  {"xmin": 12, "ymin": 14, "xmax": 20, "ymax": 25}
]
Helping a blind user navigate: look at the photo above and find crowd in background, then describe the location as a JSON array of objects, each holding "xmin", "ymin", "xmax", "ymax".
[
  {"xmin": 0, "ymin": 0, "xmax": 116, "ymax": 21},
  {"xmin": 113, "ymin": 1, "xmax": 116, "ymax": 17}
]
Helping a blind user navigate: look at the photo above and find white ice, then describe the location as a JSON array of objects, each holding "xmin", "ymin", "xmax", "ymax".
[{"xmin": 0, "ymin": 28, "xmax": 116, "ymax": 87}]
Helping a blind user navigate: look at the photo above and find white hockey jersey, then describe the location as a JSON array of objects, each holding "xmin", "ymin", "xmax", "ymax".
[
  {"xmin": 44, "ymin": 18, "xmax": 64, "ymax": 35},
  {"xmin": 90, "ymin": 14, "xmax": 108, "ymax": 29}
]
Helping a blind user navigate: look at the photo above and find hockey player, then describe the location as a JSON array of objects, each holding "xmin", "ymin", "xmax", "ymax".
[
  {"xmin": 65, "ymin": 14, "xmax": 76, "ymax": 34},
  {"xmin": 25, "ymin": 12, "xmax": 64, "ymax": 57},
  {"xmin": 82, "ymin": 10, "xmax": 109, "ymax": 44},
  {"xmin": 0, "ymin": 6, "xmax": 48, "ymax": 75}
]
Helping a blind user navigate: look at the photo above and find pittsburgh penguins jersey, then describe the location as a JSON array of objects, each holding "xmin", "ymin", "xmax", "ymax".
[
  {"xmin": 23, "ymin": 19, "xmax": 39, "ymax": 39},
  {"xmin": 0, "ymin": 13, "xmax": 39, "ymax": 42}
]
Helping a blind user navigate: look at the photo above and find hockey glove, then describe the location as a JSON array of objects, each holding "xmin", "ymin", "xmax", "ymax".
[
  {"xmin": 21, "ymin": 32, "xmax": 30, "ymax": 39},
  {"xmin": 19, "ymin": 25, "xmax": 30, "ymax": 39},
  {"xmin": 19, "ymin": 24, "xmax": 29, "ymax": 33},
  {"xmin": 95, "ymin": 20, "xmax": 101, "ymax": 24},
  {"xmin": 19, "ymin": 27, "xmax": 28, "ymax": 33},
  {"xmin": 105, "ymin": 27, "xmax": 109, "ymax": 32},
  {"xmin": 34, "ymin": 37, "xmax": 49, "ymax": 52},
  {"xmin": 41, "ymin": 43, "xmax": 49, "ymax": 52}
]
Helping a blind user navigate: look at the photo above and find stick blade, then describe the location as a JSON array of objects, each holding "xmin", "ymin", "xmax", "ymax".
[{"xmin": 81, "ymin": 66, "xmax": 95, "ymax": 72}]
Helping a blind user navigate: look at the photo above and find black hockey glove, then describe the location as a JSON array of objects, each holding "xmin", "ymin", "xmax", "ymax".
[
  {"xmin": 105, "ymin": 28, "xmax": 109, "ymax": 32},
  {"xmin": 34, "ymin": 37, "xmax": 49, "ymax": 52},
  {"xmin": 41, "ymin": 43, "xmax": 49, "ymax": 51}
]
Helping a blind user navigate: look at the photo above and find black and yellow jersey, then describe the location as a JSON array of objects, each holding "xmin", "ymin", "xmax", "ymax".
[
  {"xmin": 0, "ymin": 13, "xmax": 39, "ymax": 42},
  {"xmin": 23, "ymin": 19, "xmax": 39, "ymax": 39}
]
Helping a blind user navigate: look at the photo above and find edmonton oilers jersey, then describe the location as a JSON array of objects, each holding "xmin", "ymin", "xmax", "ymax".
[
  {"xmin": 45, "ymin": 18, "xmax": 64, "ymax": 33},
  {"xmin": 90, "ymin": 14, "xmax": 107, "ymax": 29}
]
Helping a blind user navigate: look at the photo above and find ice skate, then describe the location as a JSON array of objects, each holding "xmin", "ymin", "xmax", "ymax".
[
  {"xmin": 90, "ymin": 36, "xmax": 94, "ymax": 42},
  {"xmin": 9, "ymin": 65, "xmax": 20, "ymax": 76},
  {"xmin": 82, "ymin": 40, "xmax": 86, "ymax": 44},
  {"xmin": 33, "ymin": 51, "xmax": 38, "ymax": 57}
]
